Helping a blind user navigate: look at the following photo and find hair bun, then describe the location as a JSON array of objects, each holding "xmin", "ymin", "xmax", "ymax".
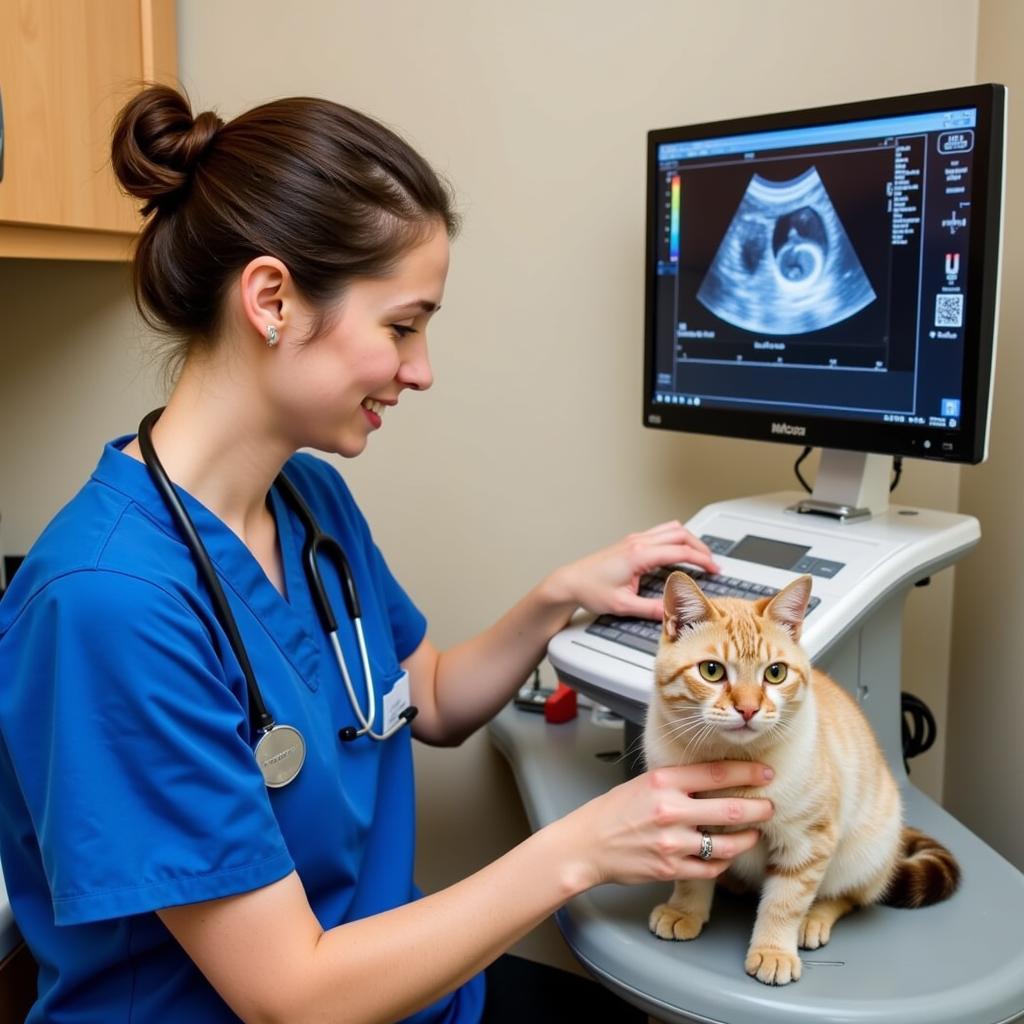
[{"xmin": 112, "ymin": 85, "xmax": 224, "ymax": 214}]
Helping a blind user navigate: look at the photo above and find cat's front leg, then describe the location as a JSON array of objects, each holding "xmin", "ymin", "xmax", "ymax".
[
  {"xmin": 649, "ymin": 878, "xmax": 715, "ymax": 941},
  {"xmin": 745, "ymin": 857, "xmax": 830, "ymax": 985},
  {"xmin": 798, "ymin": 895, "xmax": 857, "ymax": 950}
]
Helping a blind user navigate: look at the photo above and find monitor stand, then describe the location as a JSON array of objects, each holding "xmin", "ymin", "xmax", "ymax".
[
  {"xmin": 494, "ymin": 480, "xmax": 1024, "ymax": 1023},
  {"xmin": 788, "ymin": 448, "xmax": 892, "ymax": 522}
]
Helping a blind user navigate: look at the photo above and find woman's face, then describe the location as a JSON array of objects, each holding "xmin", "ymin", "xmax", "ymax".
[{"xmin": 270, "ymin": 224, "xmax": 449, "ymax": 458}]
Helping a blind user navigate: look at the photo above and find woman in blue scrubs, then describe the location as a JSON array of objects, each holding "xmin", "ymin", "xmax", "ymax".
[{"xmin": 0, "ymin": 86, "xmax": 774, "ymax": 1023}]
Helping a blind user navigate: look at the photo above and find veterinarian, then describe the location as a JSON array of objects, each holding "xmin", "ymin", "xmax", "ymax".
[{"xmin": 0, "ymin": 85, "xmax": 775, "ymax": 1023}]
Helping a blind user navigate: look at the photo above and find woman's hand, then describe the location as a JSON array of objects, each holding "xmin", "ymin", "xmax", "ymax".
[
  {"xmin": 412, "ymin": 522, "xmax": 717, "ymax": 745},
  {"xmin": 546, "ymin": 521, "xmax": 719, "ymax": 620},
  {"xmin": 553, "ymin": 761, "xmax": 774, "ymax": 893}
]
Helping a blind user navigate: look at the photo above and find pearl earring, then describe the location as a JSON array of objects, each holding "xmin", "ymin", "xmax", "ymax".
[{"xmin": 266, "ymin": 325, "xmax": 279, "ymax": 347}]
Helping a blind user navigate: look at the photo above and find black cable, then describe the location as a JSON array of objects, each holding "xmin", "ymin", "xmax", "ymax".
[
  {"xmin": 793, "ymin": 446, "xmax": 813, "ymax": 493},
  {"xmin": 901, "ymin": 691, "xmax": 936, "ymax": 774},
  {"xmin": 890, "ymin": 454, "xmax": 904, "ymax": 493},
  {"xmin": 793, "ymin": 449, "xmax": 904, "ymax": 495}
]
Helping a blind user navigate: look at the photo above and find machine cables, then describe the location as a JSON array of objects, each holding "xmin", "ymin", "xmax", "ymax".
[
  {"xmin": 791, "ymin": 447, "xmax": 905, "ymax": 494},
  {"xmin": 793, "ymin": 445, "xmax": 814, "ymax": 493},
  {"xmin": 901, "ymin": 692, "xmax": 937, "ymax": 774},
  {"xmin": 790, "ymin": 446, "xmax": 930, "ymax": 773},
  {"xmin": 889, "ymin": 455, "xmax": 904, "ymax": 492}
]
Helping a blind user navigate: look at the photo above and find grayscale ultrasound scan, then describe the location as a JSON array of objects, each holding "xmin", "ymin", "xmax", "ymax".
[{"xmin": 697, "ymin": 167, "xmax": 876, "ymax": 335}]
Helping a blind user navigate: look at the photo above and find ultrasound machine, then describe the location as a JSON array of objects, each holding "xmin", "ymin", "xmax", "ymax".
[{"xmin": 490, "ymin": 84, "xmax": 1024, "ymax": 1023}]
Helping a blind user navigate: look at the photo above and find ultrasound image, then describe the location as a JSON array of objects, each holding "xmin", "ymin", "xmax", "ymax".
[{"xmin": 696, "ymin": 168, "xmax": 876, "ymax": 335}]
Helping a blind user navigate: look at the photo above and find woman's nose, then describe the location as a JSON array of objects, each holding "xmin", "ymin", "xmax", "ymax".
[{"xmin": 398, "ymin": 337, "xmax": 433, "ymax": 392}]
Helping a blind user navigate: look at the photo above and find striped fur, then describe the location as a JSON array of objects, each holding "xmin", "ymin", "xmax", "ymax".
[
  {"xmin": 643, "ymin": 572, "xmax": 959, "ymax": 986},
  {"xmin": 882, "ymin": 826, "xmax": 961, "ymax": 907}
]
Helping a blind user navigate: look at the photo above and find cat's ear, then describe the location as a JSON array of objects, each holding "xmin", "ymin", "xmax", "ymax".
[
  {"xmin": 761, "ymin": 574, "xmax": 813, "ymax": 640},
  {"xmin": 663, "ymin": 571, "xmax": 716, "ymax": 640}
]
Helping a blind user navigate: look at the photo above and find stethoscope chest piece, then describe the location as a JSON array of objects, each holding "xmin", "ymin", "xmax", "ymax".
[{"xmin": 255, "ymin": 724, "xmax": 307, "ymax": 788}]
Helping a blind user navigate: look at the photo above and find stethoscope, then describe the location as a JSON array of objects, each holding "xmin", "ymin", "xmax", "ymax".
[{"xmin": 137, "ymin": 409, "xmax": 418, "ymax": 788}]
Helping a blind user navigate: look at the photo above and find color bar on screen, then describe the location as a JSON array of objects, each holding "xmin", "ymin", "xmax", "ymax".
[{"xmin": 669, "ymin": 175, "xmax": 681, "ymax": 262}]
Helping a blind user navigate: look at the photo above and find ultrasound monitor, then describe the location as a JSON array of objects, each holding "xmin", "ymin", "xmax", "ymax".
[
  {"xmin": 540, "ymin": 82, "xmax": 1024, "ymax": 1024},
  {"xmin": 644, "ymin": 84, "xmax": 1006, "ymax": 466}
]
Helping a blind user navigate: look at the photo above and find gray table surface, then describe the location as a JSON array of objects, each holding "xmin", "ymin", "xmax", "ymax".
[{"xmin": 489, "ymin": 703, "xmax": 1024, "ymax": 1024}]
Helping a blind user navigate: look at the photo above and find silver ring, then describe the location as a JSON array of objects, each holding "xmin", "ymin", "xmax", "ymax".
[{"xmin": 698, "ymin": 830, "xmax": 714, "ymax": 861}]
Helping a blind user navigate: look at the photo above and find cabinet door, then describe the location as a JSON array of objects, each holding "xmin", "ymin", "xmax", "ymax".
[{"xmin": 0, "ymin": 0, "xmax": 148, "ymax": 234}]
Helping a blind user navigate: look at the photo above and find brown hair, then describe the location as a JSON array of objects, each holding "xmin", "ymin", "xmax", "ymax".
[{"xmin": 111, "ymin": 85, "xmax": 458, "ymax": 357}]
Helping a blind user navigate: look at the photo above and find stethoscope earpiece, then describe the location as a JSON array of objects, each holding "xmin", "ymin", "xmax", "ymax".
[{"xmin": 338, "ymin": 705, "xmax": 418, "ymax": 743}]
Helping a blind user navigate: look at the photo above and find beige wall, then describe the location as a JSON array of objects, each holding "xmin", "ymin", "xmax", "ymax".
[
  {"xmin": 944, "ymin": 0, "xmax": 1024, "ymax": 871},
  {"xmin": 5, "ymin": 0, "xmax": 1016, "ymax": 973},
  {"xmin": 0, "ymin": 262, "xmax": 162, "ymax": 527}
]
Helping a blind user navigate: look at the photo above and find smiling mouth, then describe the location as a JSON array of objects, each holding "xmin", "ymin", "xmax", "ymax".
[{"xmin": 362, "ymin": 398, "xmax": 387, "ymax": 416}]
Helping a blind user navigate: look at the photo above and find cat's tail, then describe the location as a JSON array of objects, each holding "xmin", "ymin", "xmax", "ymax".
[{"xmin": 881, "ymin": 826, "xmax": 961, "ymax": 908}]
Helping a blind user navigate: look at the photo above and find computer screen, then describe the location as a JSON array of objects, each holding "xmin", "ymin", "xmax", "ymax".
[{"xmin": 644, "ymin": 84, "xmax": 1005, "ymax": 463}]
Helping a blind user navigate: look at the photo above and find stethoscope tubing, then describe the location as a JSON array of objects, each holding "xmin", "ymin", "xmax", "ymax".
[
  {"xmin": 137, "ymin": 409, "xmax": 416, "ymax": 784},
  {"xmin": 138, "ymin": 409, "xmax": 276, "ymax": 735},
  {"xmin": 273, "ymin": 473, "xmax": 415, "ymax": 741},
  {"xmin": 330, "ymin": 627, "xmax": 413, "ymax": 741}
]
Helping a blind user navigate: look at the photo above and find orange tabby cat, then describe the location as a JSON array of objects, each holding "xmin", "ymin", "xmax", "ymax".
[{"xmin": 643, "ymin": 570, "xmax": 959, "ymax": 986}]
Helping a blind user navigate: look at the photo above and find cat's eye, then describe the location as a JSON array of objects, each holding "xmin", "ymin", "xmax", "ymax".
[
  {"xmin": 698, "ymin": 661, "xmax": 726, "ymax": 683},
  {"xmin": 764, "ymin": 663, "xmax": 788, "ymax": 684}
]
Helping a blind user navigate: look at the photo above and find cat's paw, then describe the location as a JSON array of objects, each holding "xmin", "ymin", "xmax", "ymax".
[
  {"xmin": 745, "ymin": 947, "xmax": 802, "ymax": 986},
  {"xmin": 799, "ymin": 910, "xmax": 834, "ymax": 949},
  {"xmin": 648, "ymin": 903, "xmax": 706, "ymax": 941}
]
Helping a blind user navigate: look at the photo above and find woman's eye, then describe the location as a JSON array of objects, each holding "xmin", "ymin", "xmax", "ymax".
[
  {"xmin": 390, "ymin": 324, "xmax": 417, "ymax": 340},
  {"xmin": 764, "ymin": 663, "xmax": 788, "ymax": 684},
  {"xmin": 698, "ymin": 661, "xmax": 725, "ymax": 683}
]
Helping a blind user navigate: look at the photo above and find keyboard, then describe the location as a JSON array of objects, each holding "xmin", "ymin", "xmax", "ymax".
[{"xmin": 585, "ymin": 567, "xmax": 821, "ymax": 656}]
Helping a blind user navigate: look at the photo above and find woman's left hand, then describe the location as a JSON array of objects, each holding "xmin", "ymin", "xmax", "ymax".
[{"xmin": 546, "ymin": 521, "xmax": 719, "ymax": 621}]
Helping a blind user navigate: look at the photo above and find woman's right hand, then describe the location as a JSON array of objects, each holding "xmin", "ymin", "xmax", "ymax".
[
  {"xmin": 156, "ymin": 760, "xmax": 773, "ymax": 1024},
  {"xmin": 554, "ymin": 761, "xmax": 775, "ymax": 893}
]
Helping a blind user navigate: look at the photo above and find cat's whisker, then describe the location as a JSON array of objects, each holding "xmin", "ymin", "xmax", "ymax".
[
  {"xmin": 682, "ymin": 721, "xmax": 716, "ymax": 762},
  {"xmin": 660, "ymin": 712, "xmax": 707, "ymax": 735},
  {"xmin": 765, "ymin": 717, "xmax": 794, "ymax": 741},
  {"xmin": 661, "ymin": 717, "xmax": 712, "ymax": 747},
  {"xmin": 613, "ymin": 729, "xmax": 650, "ymax": 768},
  {"xmin": 656, "ymin": 707, "xmax": 703, "ymax": 727},
  {"xmin": 655, "ymin": 712, "xmax": 706, "ymax": 741}
]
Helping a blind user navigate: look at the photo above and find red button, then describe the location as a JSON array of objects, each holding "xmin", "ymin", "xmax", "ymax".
[{"xmin": 544, "ymin": 683, "xmax": 578, "ymax": 723}]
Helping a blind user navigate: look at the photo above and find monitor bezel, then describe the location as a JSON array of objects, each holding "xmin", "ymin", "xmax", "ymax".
[{"xmin": 642, "ymin": 84, "xmax": 1006, "ymax": 465}]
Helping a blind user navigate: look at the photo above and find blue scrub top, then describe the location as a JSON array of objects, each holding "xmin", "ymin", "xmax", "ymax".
[{"xmin": 0, "ymin": 439, "xmax": 485, "ymax": 1023}]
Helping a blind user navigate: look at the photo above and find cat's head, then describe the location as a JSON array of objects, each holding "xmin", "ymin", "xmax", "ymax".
[{"xmin": 652, "ymin": 571, "xmax": 814, "ymax": 748}]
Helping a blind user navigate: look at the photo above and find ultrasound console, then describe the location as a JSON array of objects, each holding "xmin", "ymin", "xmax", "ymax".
[{"xmin": 491, "ymin": 84, "xmax": 1024, "ymax": 1024}]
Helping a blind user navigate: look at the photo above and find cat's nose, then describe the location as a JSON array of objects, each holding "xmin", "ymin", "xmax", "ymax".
[{"xmin": 738, "ymin": 706, "xmax": 759, "ymax": 722}]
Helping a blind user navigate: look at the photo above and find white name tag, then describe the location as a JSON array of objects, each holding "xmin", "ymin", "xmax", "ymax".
[{"xmin": 382, "ymin": 671, "xmax": 411, "ymax": 732}]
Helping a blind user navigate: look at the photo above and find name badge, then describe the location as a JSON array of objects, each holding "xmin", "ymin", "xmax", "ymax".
[{"xmin": 382, "ymin": 671, "xmax": 411, "ymax": 732}]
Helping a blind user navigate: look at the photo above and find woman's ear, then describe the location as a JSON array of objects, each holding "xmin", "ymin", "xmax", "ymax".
[{"xmin": 238, "ymin": 256, "xmax": 291, "ymax": 343}]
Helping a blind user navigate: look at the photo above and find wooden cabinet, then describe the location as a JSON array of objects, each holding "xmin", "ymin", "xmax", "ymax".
[{"xmin": 0, "ymin": 0, "xmax": 176, "ymax": 260}]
